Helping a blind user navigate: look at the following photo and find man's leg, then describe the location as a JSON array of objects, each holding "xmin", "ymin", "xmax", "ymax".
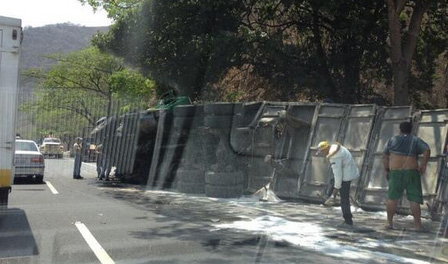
[
  {"xmin": 104, "ymin": 157, "xmax": 111, "ymax": 180},
  {"xmin": 409, "ymin": 201, "xmax": 422, "ymax": 230},
  {"xmin": 328, "ymin": 178, "xmax": 335, "ymax": 198},
  {"xmin": 406, "ymin": 170, "xmax": 424, "ymax": 230},
  {"xmin": 96, "ymin": 156, "xmax": 102, "ymax": 178},
  {"xmin": 73, "ymin": 154, "xmax": 80, "ymax": 178},
  {"xmin": 340, "ymin": 181, "xmax": 353, "ymax": 225},
  {"xmin": 386, "ymin": 199, "xmax": 398, "ymax": 228},
  {"xmin": 78, "ymin": 160, "xmax": 83, "ymax": 178}
]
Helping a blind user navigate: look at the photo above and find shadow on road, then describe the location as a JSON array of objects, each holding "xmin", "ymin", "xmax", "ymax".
[{"xmin": 0, "ymin": 208, "xmax": 38, "ymax": 258}]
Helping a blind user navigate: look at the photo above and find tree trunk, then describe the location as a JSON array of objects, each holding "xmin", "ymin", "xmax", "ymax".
[
  {"xmin": 387, "ymin": 0, "xmax": 429, "ymax": 106},
  {"xmin": 392, "ymin": 61, "xmax": 409, "ymax": 106},
  {"xmin": 311, "ymin": 6, "xmax": 339, "ymax": 102},
  {"xmin": 445, "ymin": 62, "xmax": 448, "ymax": 108}
]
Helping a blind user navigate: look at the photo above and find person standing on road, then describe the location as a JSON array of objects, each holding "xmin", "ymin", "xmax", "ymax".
[
  {"xmin": 316, "ymin": 141, "xmax": 360, "ymax": 227},
  {"xmin": 382, "ymin": 121, "xmax": 430, "ymax": 231},
  {"xmin": 95, "ymin": 144, "xmax": 103, "ymax": 179},
  {"xmin": 100, "ymin": 139, "xmax": 113, "ymax": 181},
  {"xmin": 73, "ymin": 137, "xmax": 84, "ymax": 179}
]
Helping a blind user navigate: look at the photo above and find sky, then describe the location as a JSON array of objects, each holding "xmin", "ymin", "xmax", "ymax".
[{"xmin": 1, "ymin": 0, "xmax": 112, "ymax": 28}]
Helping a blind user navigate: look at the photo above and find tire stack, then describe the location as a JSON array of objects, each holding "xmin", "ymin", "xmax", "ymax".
[
  {"xmin": 203, "ymin": 103, "xmax": 245, "ymax": 198},
  {"xmin": 172, "ymin": 105, "xmax": 205, "ymax": 194}
]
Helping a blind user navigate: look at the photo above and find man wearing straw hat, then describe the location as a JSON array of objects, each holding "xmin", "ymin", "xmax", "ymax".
[{"xmin": 316, "ymin": 141, "xmax": 360, "ymax": 227}]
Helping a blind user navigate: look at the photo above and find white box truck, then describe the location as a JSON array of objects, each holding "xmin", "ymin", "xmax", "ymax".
[{"xmin": 0, "ymin": 15, "xmax": 22, "ymax": 209}]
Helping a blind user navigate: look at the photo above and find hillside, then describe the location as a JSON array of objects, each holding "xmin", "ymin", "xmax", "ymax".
[{"xmin": 20, "ymin": 23, "xmax": 109, "ymax": 94}]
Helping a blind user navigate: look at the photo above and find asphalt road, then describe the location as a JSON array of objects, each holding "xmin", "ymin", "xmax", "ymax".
[
  {"xmin": 1, "ymin": 158, "xmax": 447, "ymax": 264},
  {"xmin": 0, "ymin": 158, "xmax": 335, "ymax": 264}
]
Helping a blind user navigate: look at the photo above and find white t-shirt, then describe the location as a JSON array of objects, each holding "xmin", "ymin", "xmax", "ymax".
[{"xmin": 327, "ymin": 144, "xmax": 360, "ymax": 189}]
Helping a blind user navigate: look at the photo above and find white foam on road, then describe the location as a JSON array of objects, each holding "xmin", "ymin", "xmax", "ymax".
[{"xmin": 214, "ymin": 215, "xmax": 429, "ymax": 264}]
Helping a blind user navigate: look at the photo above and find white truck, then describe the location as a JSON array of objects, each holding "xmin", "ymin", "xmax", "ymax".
[{"xmin": 0, "ymin": 16, "xmax": 22, "ymax": 209}]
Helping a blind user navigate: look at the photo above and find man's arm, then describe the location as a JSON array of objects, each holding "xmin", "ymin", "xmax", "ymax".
[
  {"xmin": 330, "ymin": 158, "xmax": 343, "ymax": 196},
  {"xmin": 382, "ymin": 139, "xmax": 391, "ymax": 182},
  {"xmin": 417, "ymin": 138, "xmax": 430, "ymax": 175},
  {"xmin": 382, "ymin": 153, "xmax": 390, "ymax": 181},
  {"xmin": 419, "ymin": 149, "xmax": 430, "ymax": 174}
]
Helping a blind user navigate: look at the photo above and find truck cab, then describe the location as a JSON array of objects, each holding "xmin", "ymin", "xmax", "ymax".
[{"xmin": 0, "ymin": 16, "xmax": 22, "ymax": 209}]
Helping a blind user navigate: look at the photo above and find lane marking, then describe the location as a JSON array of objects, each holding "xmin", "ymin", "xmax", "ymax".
[
  {"xmin": 45, "ymin": 181, "xmax": 59, "ymax": 194},
  {"xmin": 75, "ymin": 222, "xmax": 115, "ymax": 264}
]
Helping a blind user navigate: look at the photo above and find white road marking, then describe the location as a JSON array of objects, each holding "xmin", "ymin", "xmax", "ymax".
[
  {"xmin": 45, "ymin": 181, "xmax": 59, "ymax": 194},
  {"xmin": 75, "ymin": 222, "xmax": 115, "ymax": 264}
]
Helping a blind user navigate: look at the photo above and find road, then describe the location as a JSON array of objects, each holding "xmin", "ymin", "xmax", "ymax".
[{"xmin": 1, "ymin": 158, "xmax": 448, "ymax": 263}]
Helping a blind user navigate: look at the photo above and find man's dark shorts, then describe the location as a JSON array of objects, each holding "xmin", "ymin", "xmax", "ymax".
[{"xmin": 388, "ymin": 170, "xmax": 423, "ymax": 204}]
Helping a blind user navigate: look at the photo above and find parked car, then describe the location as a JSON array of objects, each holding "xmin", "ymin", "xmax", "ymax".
[
  {"xmin": 39, "ymin": 137, "xmax": 64, "ymax": 158},
  {"xmin": 15, "ymin": 140, "xmax": 45, "ymax": 183}
]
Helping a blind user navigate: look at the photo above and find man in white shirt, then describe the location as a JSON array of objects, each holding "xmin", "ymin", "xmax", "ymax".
[
  {"xmin": 316, "ymin": 141, "xmax": 360, "ymax": 226},
  {"xmin": 73, "ymin": 137, "xmax": 84, "ymax": 179}
]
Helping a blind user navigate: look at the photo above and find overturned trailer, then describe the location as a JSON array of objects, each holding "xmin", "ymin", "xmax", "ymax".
[{"xmin": 95, "ymin": 102, "xmax": 448, "ymax": 220}]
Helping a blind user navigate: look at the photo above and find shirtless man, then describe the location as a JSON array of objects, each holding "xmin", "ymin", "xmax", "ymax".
[{"xmin": 382, "ymin": 121, "xmax": 430, "ymax": 231}]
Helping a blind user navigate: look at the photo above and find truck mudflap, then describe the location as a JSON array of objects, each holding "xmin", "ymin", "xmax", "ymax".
[{"xmin": 0, "ymin": 186, "xmax": 12, "ymax": 209}]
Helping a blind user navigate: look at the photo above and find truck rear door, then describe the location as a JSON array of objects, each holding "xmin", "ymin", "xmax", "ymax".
[{"xmin": 0, "ymin": 16, "xmax": 22, "ymax": 207}]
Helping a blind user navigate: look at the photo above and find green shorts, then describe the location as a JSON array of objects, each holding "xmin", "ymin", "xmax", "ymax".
[{"xmin": 388, "ymin": 170, "xmax": 423, "ymax": 204}]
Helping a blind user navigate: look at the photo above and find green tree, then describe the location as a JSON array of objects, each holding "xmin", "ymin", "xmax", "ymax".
[
  {"xmin": 84, "ymin": 0, "xmax": 448, "ymax": 106},
  {"xmin": 90, "ymin": 0, "xmax": 246, "ymax": 101},
  {"xmin": 22, "ymin": 47, "xmax": 155, "ymax": 139},
  {"xmin": 235, "ymin": 0, "xmax": 390, "ymax": 103}
]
